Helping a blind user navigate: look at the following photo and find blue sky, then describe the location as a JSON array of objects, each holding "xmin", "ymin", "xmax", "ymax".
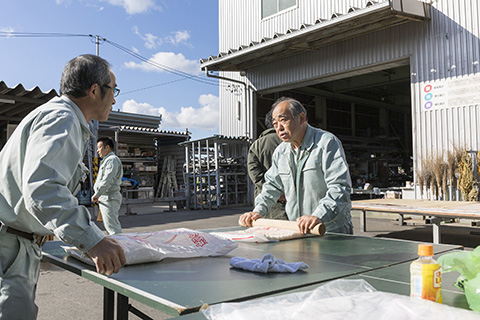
[{"xmin": 0, "ymin": 0, "xmax": 220, "ymax": 139}]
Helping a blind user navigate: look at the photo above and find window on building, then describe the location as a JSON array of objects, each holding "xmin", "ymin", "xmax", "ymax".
[{"xmin": 262, "ymin": 0, "xmax": 296, "ymax": 18}]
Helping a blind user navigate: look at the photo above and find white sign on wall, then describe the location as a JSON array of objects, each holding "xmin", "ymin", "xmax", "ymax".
[{"xmin": 421, "ymin": 74, "xmax": 480, "ymax": 111}]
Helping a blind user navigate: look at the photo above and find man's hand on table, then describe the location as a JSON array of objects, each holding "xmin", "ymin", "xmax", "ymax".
[
  {"xmin": 296, "ymin": 215, "xmax": 322, "ymax": 234},
  {"xmin": 238, "ymin": 211, "xmax": 262, "ymax": 227},
  {"xmin": 88, "ymin": 237, "xmax": 126, "ymax": 276}
]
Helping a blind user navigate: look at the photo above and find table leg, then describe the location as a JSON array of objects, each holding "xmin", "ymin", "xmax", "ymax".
[
  {"xmin": 104, "ymin": 287, "xmax": 114, "ymax": 320},
  {"xmin": 431, "ymin": 217, "xmax": 442, "ymax": 244},
  {"xmin": 117, "ymin": 293, "xmax": 129, "ymax": 320},
  {"xmin": 360, "ymin": 210, "xmax": 366, "ymax": 232}
]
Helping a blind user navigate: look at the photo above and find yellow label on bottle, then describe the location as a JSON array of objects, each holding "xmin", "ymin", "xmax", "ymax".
[{"xmin": 410, "ymin": 261, "xmax": 442, "ymax": 303}]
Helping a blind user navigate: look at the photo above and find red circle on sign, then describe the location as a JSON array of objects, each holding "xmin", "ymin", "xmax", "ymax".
[{"xmin": 424, "ymin": 84, "xmax": 432, "ymax": 92}]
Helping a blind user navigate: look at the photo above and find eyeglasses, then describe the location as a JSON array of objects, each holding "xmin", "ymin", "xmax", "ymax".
[{"xmin": 103, "ymin": 85, "xmax": 120, "ymax": 97}]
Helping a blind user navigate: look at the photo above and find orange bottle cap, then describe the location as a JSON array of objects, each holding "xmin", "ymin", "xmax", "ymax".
[{"xmin": 418, "ymin": 244, "xmax": 434, "ymax": 256}]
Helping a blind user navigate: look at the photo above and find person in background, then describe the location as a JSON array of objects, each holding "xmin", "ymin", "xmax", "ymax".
[
  {"xmin": 0, "ymin": 54, "xmax": 126, "ymax": 319},
  {"xmin": 239, "ymin": 97, "xmax": 353, "ymax": 234},
  {"xmin": 92, "ymin": 137, "xmax": 123, "ymax": 235},
  {"xmin": 247, "ymin": 110, "xmax": 287, "ymax": 220}
]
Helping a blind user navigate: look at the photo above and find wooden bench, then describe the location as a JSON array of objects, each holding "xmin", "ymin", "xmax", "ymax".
[
  {"xmin": 351, "ymin": 199, "xmax": 480, "ymax": 244},
  {"xmin": 123, "ymin": 188, "xmax": 187, "ymax": 214}
]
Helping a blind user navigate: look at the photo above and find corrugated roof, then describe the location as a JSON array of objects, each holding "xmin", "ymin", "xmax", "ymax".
[
  {"xmin": 0, "ymin": 81, "xmax": 58, "ymax": 122},
  {"xmin": 114, "ymin": 125, "xmax": 190, "ymax": 136},
  {"xmin": 101, "ymin": 110, "xmax": 161, "ymax": 129},
  {"xmin": 99, "ymin": 125, "xmax": 191, "ymax": 147},
  {"xmin": 179, "ymin": 134, "xmax": 249, "ymax": 145},
  {"xmin": 200, "ymin": 0, "xmax": 431, "ymax": 72},
  {"xmin": 0, "ymin": 81, "xmax": 189, "ymax": 147}
]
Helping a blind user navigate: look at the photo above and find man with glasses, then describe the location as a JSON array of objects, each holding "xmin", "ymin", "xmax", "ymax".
[
  {"xmin": 0, "ymin": 54, "xmax": 126, "ymax": 319},
  {"xmin": 104, "ymin": 84, "xmax": 121, "ymax": 97},
  {"xmin": 92, "ymin": 137, "xmax": 123, "ymax": 235}
]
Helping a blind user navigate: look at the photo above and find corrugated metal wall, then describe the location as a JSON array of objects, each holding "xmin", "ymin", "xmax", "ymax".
[
  {"xmin": 218, "ymin": 0, "xmax": 480, "ymax": 169},
  {"xmin": 411, "ymin": 0, "xmax": 480, "ymax": 166},
  {"xmin": 219, "ymin": 0, "xmax": 386, "ymax": 52},
  {"xmin": 218, "ymin": 73, "xmax": 254, "ymax": 138}
]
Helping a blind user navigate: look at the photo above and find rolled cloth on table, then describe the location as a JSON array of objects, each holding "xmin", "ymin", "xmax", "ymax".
[{"xmin": 252, "ymin": 218, "xmax": 326, "ymax": 236}]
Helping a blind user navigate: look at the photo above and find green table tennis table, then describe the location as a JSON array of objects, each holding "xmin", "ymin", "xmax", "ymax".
[
  {"xmin": 41, "ymin": 228, "xmax": 463, "ymax": 320},
  {"xmin": 179, "ymin": 256, "xmax": 471, "ymax": 320}
]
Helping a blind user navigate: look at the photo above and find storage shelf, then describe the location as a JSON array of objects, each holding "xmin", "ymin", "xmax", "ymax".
[
  {"xmin": 183, "ymin": 137, "xmax": 250, "ymax": 209},
  {"xmin": 120, "ymin": 157, "xmax": 156, "ymax": 162}
]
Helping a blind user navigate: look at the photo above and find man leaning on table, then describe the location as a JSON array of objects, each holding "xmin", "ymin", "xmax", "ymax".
[
  {"xmin": 0, "ymin": 54, "xmax": 126, "ymax": 320},
  {"xmin": 239, "ymin": 97, "xmax": 353, "ymax": 234}
]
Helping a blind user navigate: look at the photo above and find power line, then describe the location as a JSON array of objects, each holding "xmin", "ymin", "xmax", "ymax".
[
  {"xmin": 104, "ymin": 38, "xmax": 222, "ymax": 87},
  {"xmin": 0, "ymin": 31, "xmax": 224, "ymax": 93},
  {"xmin": 0, "ymin": 31, "xmax": 88, "ymax": 38},
  {"xmin": 121, "ymin": 78, "xmax": 188, "ymax": 95}
]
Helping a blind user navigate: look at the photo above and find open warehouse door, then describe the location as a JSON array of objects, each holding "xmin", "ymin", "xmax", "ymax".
[{"xmin": 254, "ymin": 62, "xmax": 412, "ymax": 191}]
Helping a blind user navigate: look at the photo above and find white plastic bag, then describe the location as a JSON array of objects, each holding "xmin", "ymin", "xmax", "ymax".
[
  {"xmin": 202, "ymin": 279, "xmax": 480, "ymax": 320},
  {"xmin": 63, "ymin": 228, "xmax": 238, "ymax": 265}
]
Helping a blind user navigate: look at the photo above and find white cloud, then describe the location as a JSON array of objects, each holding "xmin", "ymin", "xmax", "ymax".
[
  {"xmin": 122, "ymin": 99, "xmax": 161, "ymax": 117},
  {"xmin": 175, "ymin": 94, "xmax": 219, "ymax": 130},
  {"xmin": 124, "ymin": 51, "xmax": 201, "ymax": 75},
  {"xmin": 0, "ymin": 27, "xmax": 15, "ymax": 37},
  {"xmin": 134, "ymin": 27, "xmax": 191, "ymax": 49},
  {"xmin": 57, "ymin": 0, "xmax": 158, "ymax": 14},
  {"xmin": 133, "ymin": 26, "xmax": 162, "ymax": 49},
  {"xmin": 121, "ymin": 95, "xmax": 219, "ymax": 132},
  {"xmin": 104, "ymin": 0, "xmax": 158, "ymax": 15},
  {"xmin": 167, "ymin": 30, "xmax": 191, "ymax": 46}
]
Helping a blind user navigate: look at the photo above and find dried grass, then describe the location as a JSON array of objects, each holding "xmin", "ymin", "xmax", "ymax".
[
  {"xmin": 477, "ymin": 151, "xmax": 480, "ymax": 177},
  {"xmin": 458, "ymin": 151, "xmax": 477, "ymax": 201},
  {"xmin": 453, "ymin": 145, "xmax": 466, "ymax": 190},
  {"xmin": 416, "ymin": 165, "xmax": 425, "ymax": 197},
  {"xmin": 446, "ymin": 150, "xmax": 456, "ymax": 188},
  {"xmin": 442, "ymin": 163, "xmax": 448, "ymax": 199},
  {"xmin": 433, "ymin": 155, "xmax": 444, "ymax": 200},
  {"xmin": 422, "ymin": 157, "xmax": 434, "ymax": 200}
]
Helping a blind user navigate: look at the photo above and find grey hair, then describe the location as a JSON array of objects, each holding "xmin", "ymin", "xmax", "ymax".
[
  {"xmin": 271, "ymin": 97, "xmax": 307, "ymax": 120},
  {"xmin": 60, "ymin": 54, "xmax": 112, "ymax": 98}
]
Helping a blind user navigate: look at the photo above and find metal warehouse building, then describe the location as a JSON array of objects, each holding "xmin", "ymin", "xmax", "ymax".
[{"xmin": 201, "ymin": 0, "xmax": 480, "ymax": 193}]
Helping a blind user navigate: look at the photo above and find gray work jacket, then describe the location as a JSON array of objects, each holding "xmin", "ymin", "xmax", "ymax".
[{"xmin": 0, "ymin": 96, "xmax": 105, "ymax": 251}]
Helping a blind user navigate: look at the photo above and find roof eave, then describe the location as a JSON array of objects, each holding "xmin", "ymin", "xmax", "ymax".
[{"xmin": 200, "ymin": 0, "xmax": 430, "ymax": 72}]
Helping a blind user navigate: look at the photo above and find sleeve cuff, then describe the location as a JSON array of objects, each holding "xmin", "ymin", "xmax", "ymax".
[
  {"xmin": 253, "ymin": 205, "xmax": 267, "ymax": 216},
  {"xmin": 62, "ymin": 226, "xmax": 106, "ymax": 252}
]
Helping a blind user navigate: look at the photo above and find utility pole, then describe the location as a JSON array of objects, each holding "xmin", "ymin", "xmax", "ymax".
[
  {"xmin": 90, "ymin": 35, "xmax": 102, "ymax": 218},
  {"xmin": 95, "ymin": 35, "xmax": 100, "ymax": 56}
]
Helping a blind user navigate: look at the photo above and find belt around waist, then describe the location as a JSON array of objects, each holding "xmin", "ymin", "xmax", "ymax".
[{"xmin": 2, "ymin": 225, "xmax": 48, "ymax": 247}]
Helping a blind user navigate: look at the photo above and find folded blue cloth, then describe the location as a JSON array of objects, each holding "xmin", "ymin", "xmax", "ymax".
[{"xmin": 230, "ymin": 253, "xmax": 309, "ymax": 273}]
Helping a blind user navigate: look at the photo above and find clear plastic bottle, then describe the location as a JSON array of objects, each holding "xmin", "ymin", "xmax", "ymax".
[{"xmin": 410, "ymin": 244, "xmax": 443, "ymax": 303}]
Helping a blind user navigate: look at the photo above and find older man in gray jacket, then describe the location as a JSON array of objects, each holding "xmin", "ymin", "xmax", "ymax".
[
  {"xmin": 0, "ymin": 55, "xmax": 126, "ymax": 319},
  {"xmin": 239, "ymin": 97, "xmax": 353, "ymax": 234}
]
